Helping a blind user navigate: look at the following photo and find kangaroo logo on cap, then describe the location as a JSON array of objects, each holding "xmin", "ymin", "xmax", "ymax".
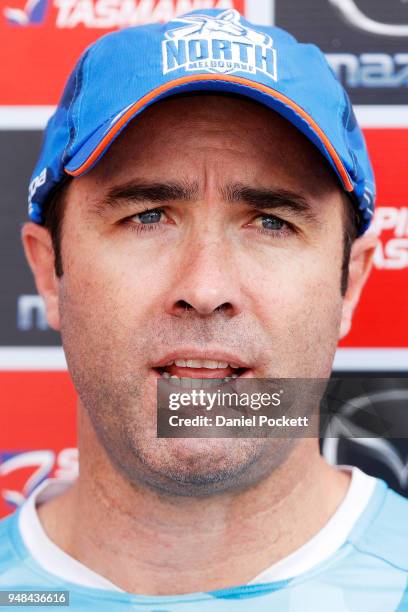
[{"xmin": 162, "ymin": 9, "xmax": 277, "ymax": 81}]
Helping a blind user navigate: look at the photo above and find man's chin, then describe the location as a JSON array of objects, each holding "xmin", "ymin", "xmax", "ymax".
[{"xmin": 124, "ymin": 436, "xmax": 288, "ymax": 497}]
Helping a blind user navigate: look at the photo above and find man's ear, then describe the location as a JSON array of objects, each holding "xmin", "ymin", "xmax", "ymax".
[
  {"xmin": 21, "ymin": 222, "xmax": 61, "ymax": 331},
  {"xmin": 339, "ymin": 231, "xmax": 378, "ymax": 339}
]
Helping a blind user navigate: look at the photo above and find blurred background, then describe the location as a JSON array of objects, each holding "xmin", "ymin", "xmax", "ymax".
[{"xmin": 0, "ymin": 0, "xmax": 407, "ymax": 516}]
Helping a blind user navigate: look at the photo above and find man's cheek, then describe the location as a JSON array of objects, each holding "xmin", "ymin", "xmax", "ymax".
[
  {"xmin": 62, "ymin": 259, "xmax": 166, "ymax": 355},
  {"xmin": 260, "ymin": 264, "xmax": 342, "ymax": 369}
]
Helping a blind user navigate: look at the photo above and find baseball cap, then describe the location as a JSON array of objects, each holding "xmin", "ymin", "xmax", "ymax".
[{"xmin": 28, "ymin": 8, "xmax": 375, "ymax": 233}]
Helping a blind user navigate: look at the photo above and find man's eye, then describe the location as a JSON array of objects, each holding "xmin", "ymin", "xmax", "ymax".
[
  {"xmin": 249, "ymin": 214, "xmax": 294, "ymax": 239},
  {"xmin": 135, "ymin": 209, "xmax": 163, "ymax": 224},
  {"xmin": 259, "ymin": 215, "xmax": 285, "ymax": 231},
  {"xmin": 254, "ymin": 214, "xmax": 289, "ymax": 231},
  {"xmin": 122, "ymin": 208, "xmax": 167, "ymax": 234}
]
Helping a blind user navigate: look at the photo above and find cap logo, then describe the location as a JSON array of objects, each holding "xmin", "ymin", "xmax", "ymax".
[
  {"xmin": 162, "ymin": 9, "xmax": 277, "ymax": 81},
  {"xmin": 28, "ymin": 167, "xmax": 47, "ymax": 206}
]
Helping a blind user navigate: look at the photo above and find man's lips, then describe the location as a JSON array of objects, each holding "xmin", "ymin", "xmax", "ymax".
[
  {"xmin": 160, "ymin": 363, "xmax": 240, "ymax": 379},
  {"xmin": 152, "ymin": 353, "xmax": 251, "ymax": 380}
]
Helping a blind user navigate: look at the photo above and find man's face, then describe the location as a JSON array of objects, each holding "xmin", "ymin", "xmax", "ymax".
[{"xmin": 43, "ymin": 95, "xmax": 351, "ymax": 495}]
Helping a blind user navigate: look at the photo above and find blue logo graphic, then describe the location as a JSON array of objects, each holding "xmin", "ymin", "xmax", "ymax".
[
  {"xmin": 0, "ymin": 450, "xmax": 54, "ymax": 508},
  {"xmin": 162, "ymin": 9, "xmax": 277, "ymax": 80},
  {"xmin": 4, "ymin": 0, "xmax": 48, "ymax": 26}
]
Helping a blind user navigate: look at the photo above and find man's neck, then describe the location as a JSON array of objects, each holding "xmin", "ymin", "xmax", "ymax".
[{"xmin": 37, "ymin": 428, "xmax": 350, "ymax": 595}]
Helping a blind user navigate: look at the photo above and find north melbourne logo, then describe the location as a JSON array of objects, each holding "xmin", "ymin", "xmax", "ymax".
[{"xmin": 162, "ymin": 9, "xmax": 277, "ymax": 80}]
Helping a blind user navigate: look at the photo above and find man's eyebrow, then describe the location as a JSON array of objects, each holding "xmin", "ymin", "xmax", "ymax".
[
  {"xmin": 93, "ymin": 180, "xmax": 318, "ymax": 224},
  {"xmin": 93, "ymin": 180, "xmax": 199, "ymax": 214},
  {"xmin": 222, "ymin": 184, "xmax": 319, "ymax": 222}
]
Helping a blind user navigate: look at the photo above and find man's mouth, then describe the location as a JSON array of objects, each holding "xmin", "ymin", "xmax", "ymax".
[{"xmin": 153, "ymin": 355, "xmax": 250, "ymax": 385}]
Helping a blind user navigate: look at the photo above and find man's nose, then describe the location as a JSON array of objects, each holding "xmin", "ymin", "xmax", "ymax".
[{"xmin": 164, "ymin": 234, "xmax": 244, "ymax": 318}]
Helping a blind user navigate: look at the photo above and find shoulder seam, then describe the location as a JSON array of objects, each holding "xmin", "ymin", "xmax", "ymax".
[{"xmin": 349, "ymin": 541, "xmax": 408, "ymax": 574}]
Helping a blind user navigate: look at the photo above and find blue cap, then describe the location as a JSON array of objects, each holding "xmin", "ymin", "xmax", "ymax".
[{"xmin": 28, "ymin": 8, "xmax": 375, "ymax": 233}]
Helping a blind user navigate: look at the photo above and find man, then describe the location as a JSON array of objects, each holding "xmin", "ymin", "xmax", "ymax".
[{"xmin": 1, "ymin": 8, "xmax": 407, "ymax": 610}]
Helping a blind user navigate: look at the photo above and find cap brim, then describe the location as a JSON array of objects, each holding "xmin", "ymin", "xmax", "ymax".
[{"xmin": 64, "ymin": 74, "xmax": 353, "ymax": 193}]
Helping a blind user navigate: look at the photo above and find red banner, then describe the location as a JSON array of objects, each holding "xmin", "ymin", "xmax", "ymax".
[
  {"xmin": 0, "ymin": 0, "xmax": 245, "ymax": 104},
  {"xmin": 340, "ymin": 129, "xmax": 408, "ymax": 348},
  {"xmin": 0, "ymin": 372, "xmax": 77, "ymax": 518}
]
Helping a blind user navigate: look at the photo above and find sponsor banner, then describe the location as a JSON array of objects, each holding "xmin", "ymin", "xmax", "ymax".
[
  {"xmin": 321, "ymin": 376, "xmax": 408, "ymax": 498},
  {"xmin": 0, "ymin": 371, "xmax": 77, "ymax": 518},
  {"xmin": 0, "ymin": 0, "xmax": 247, "ymax": 104},
  {"xmin": 0, "ymin": 130, "xmax": 61, "ymax": 346},
  {"xmin": 2, "ymin": 0, "xmax": 408, "ymax": 105},
  {"xmin": 275, "ymin": 0, "xmax": 408, "ymax": 104},
  {"xmin": 0, "ymin": 372, "xmax": 77, "ymax": 448},
  {"xmin": 340, "ymin": 129, "xmax": 408, "ymax": 348},
  {"xmin": 0, "ymin": 448, "xmax": 78, "ymax": 517}
]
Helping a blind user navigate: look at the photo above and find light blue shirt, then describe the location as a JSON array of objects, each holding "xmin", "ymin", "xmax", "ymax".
[{"xmin": 0, "ymin": 477, "xmax": 407, "ymax": 611}]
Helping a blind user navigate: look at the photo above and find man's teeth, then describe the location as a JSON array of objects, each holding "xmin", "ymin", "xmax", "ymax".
[
  {"xmin": 160, "ymin": 359, "xmax": 243, "ymax": 387},
  {"xmin": 166, "ymin": 359, "xmax": 240, "ymax": 369},
  {"xmin": 162, "ymin": 372, "xmax": 238, "ymax": 380},
  {"xmin": 161, "ymin": 371, "xmax": 238, "ymax": 387}
]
